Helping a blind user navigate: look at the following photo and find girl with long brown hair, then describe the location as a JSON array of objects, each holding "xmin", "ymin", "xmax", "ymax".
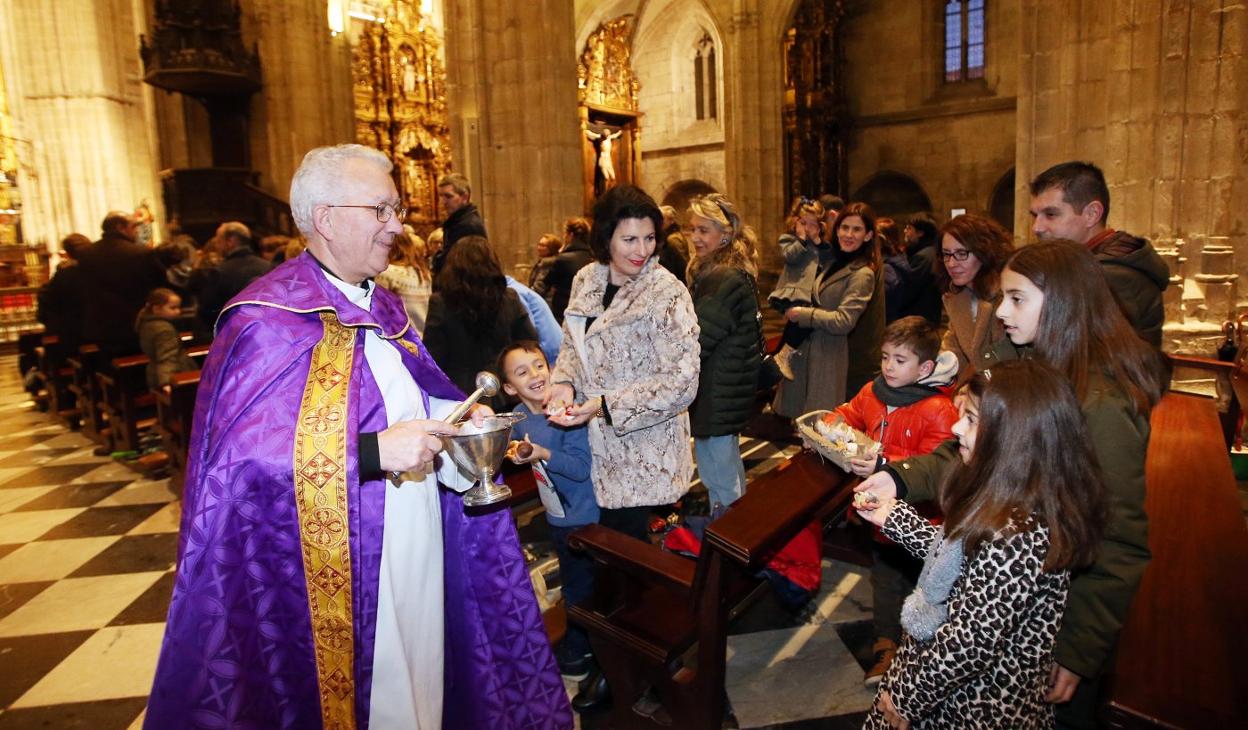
[
  {"xmin": 857, "ymin": 240, "xmax": 1163, "ymax": 728},
  {"xmin": 422, "ymin": 236, "xmax": 536, "ymax": 407},
  {"xmin": 857, "ymin": 360, "xmax": 1107, "ymax": 729},
  {"xmin": 376, "ymin": 230, "xmax": 433, "ymax": 334}
]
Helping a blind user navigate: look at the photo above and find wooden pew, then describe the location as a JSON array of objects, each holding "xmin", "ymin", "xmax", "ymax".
[
  {"xmin": 155, "ymin": 370, "xmax": 201, "ymax": 493},
  {"xmin": 96, "ymin": 355, "xmax": 157, "ymax": 454},
  {"xmin": 68, "ymin": 345, "xmax": 106, "ymax": 446},
  {"xmin": 35, "ymin": 336, "xmax": 80, "ymax": 428},
  {"xmin": 1103, "ymin": 393, "xmax": 1248, "ymax": 727},
  {"xmin": 568, "ymin": 450, "xmax": 852, "ymax": 729}
]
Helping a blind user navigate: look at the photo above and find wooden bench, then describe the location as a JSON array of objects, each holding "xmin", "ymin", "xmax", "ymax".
[
  {"xmin": 34, "ymin": 336, "xmax": 80, "ymax": 428},
  {"xmin": 96, "ymin": 355, "xmax": 159, "ymax": 454},
  {"xmin": 155, "ymin": 370, "xmax": 201, "ymax": 492},
  {"xmin": 567, "ymin": 450, "xmax": 853, "ymax": 729},
  {"xmin": 1103, "ymin": 393, "xmax": 1248, "ymax": 727},
  {"xmin": 68, "ymin": 345, "xmax": 107, "ymax": 446}
]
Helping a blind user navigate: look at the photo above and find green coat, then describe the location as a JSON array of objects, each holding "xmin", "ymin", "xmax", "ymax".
[
  {"xmin": 886, "ymin": 339, "xmax": 1152, "ymax": 680},
  {"xmin": 689, "ymin": 266, "xmax": 761, "ymax": 437}
]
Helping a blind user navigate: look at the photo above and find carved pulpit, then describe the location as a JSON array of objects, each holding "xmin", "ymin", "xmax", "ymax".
[{"xmin": 577, "ymin": 16, "xmax": 642, "ymax": 211}]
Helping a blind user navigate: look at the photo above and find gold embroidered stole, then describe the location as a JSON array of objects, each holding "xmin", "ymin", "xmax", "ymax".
[{"xmin": 294, "ymin": 312, "xmax": 358, "ymax": 730}]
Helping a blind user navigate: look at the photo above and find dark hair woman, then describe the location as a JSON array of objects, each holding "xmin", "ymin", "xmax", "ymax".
[
  {"xmin": 545, "ymin": 185, "xmax": 699, "ymax": 539},
  {"xmin": 936, "ymin": 213, "xmax": 1016, "ymax": 373},
  {"xmin": 543, "ymin": 216, "xmax": 595, "ymax": 322},
  {"xmin": 774, "ymin": 201, "xmax": 886, "ymax": 415},
  {"xmin": 422, "ymin": 235, "xmax": 536, "ymax": 408}
]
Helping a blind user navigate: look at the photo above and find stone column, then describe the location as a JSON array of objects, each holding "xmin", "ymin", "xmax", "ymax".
[
  {"xmin": 719, "ymin": 0, "xmax": 794, "ymax": 275},
  {"xmin": 0, "ymin": 0, "xmax": 163, "ymax": 247},
  {"xmin": 241, "ymin": 0, "xmax": 355, "ymax": 198},
  {"xmin": 442, "ymin": 0, "xmax": 583, "ymax": 272}
]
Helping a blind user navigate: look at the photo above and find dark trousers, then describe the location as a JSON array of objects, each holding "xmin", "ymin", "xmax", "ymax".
[
  {"xmin": 872, "ymin": 540, "xmax": 922, "ymax": 643},
  {"xmin": 598, "ymin": 505, "xmax": 652, "ymax": 542},
  {"xmin": 550, "ymin": 524, "xmax": 595, "ymax": 657},
  {"xmin": 781, "ymin": 319, "xmax": 813, "ymax": 349},
  {"xmin": 1054, "ymin": 674, "xmax": 1103, "ymax": 730}
]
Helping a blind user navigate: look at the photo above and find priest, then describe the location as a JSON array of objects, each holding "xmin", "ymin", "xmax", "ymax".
[{"xmin": 146, "ymin": 144, "xmax": 572, "ymax": 729}]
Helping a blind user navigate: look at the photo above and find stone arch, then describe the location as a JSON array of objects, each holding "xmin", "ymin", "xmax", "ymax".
[
  {"xmin": 852, "ymin": 171, "xmax": 933, "ymax": 218},
  {"xmin": 660, "ymin": 178, "xmax": 718, "ymax": 221},
  {"xmin": 988, "ymin": 166, "xmax": 1015, "ymax": 233}
]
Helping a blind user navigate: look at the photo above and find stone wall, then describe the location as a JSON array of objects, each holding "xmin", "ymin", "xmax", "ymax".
[
  {"xmin": 443, "ymin": 0, "xmax": 584, "ymax": 273},
  {"xmin": 0, "ymin": 0, "xmax": 164, "ymax": 247},
  {"xmin": 632, "ymin": 0, "xmax": 727, "ymax": 198},
  {"xmin": 1014, "ymin": 0, "xmax": 1248, "ymax": 352},
  {"xmin": 840, "ymin": 0, "xmax": 1019, "ymax": 225}
]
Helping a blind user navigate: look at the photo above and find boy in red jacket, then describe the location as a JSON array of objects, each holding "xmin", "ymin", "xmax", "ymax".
[{"xmin": 833, "ymin": 316, "xmax": 958, "ymax": 686}]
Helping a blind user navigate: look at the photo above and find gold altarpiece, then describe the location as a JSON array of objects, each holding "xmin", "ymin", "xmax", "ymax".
[
  {"xmin": 577, "ymin": 16, "xmax": 642, "ymax": 212},
  {"xmin": 351, "ymin": 1, "xmax": 451, "ymax": 232}
]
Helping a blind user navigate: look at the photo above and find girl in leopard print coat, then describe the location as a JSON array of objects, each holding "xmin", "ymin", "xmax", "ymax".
[{"xmin": 858, "ymin": 361, "xmax": 1107, "ymax": 729}]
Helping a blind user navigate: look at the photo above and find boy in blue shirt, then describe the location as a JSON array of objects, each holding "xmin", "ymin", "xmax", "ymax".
[{"xmin": 499, "ymin": 340, "xmax": 599, "ymax": 680}]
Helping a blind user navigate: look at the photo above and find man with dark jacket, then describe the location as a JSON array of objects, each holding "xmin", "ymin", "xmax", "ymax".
[
  {"xmin": 543, "ymin": 217, "xmax": 594, "ymax": 322},
  {"xmin": 898, "ymin": 212, "xmax": 943, "ymax": 325},
  {"xmin": 37, "ymin": 233, "xmax": 91, "ymax": 354},
  {"xmin": 77, "ymin": 211, "xmax": 166, "ymax": 358},
  {"xmin": 192, "ymin": 221, "xmax": 272, "ymax": 332},
  {"xmin": 1029, "ymin": 161, "xmax": 1169, "ymax": 348},
  {"xmin": 432, "ymin": 173, "xmax": 486, "ymax": 274}
]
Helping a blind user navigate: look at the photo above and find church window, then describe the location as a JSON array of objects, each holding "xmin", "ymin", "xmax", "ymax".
[
  {"xmin": 944, "ymin": 0, "xmax": 985, "ymax": 83},
  {"xmin": 694, "ymin": 33, "xmax": 717, "ymax": 121}
]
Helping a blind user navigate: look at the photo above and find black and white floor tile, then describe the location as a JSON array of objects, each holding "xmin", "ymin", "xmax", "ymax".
[{"xmin": 0, "ymin": 355, "xmax": 877, "ymax": 729}]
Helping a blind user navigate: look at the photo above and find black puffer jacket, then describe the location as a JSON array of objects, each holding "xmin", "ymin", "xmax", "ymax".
[{"xmin": 689, "ymin": 266, "xmax": 761, "ymax": 437}]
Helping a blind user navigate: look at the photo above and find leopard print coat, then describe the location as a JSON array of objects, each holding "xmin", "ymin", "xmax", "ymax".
[{"xmin": 864, "ymin": 504, "xmax": 1069, "ymax": 729}]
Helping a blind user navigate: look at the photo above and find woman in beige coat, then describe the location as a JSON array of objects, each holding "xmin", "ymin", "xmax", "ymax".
[
  {"xmin": 774, "ymin": 202, "xmax": 885, "ymax": 417},
  {"xmin": 547, "ymin": 185, "xmax": 700, "ymax": 541},
  {"xmin": 936, "ymin": 213, "xmax": 1015, "ymax": 375}
]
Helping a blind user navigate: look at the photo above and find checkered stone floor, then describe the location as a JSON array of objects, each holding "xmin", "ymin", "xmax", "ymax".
[{"xmin": 0, "ymin": 355, "xmax": 877, "ymax": 729}]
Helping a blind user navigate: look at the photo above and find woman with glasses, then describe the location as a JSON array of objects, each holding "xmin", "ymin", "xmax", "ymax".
[{"xmin": 936, "ymin": 213, "xmax": 1016, "ymax": 373}]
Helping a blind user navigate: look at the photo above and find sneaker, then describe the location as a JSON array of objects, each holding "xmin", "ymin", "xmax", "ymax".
[
  {"xmin": 864, "ymin": 637, "xmax": 897, "ymax": 687},
  {"xmin": 773, "ymin": 344, "xmax": 797, "ymax": 381},
  {"xmin": 555, "ymin": 645, "xmax": 592, "ymax": 680}
]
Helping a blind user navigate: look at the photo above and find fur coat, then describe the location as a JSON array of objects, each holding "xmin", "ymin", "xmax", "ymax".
[{"xmin": 551, "ymin": 257, "xmax": 700, "ymax": 509}]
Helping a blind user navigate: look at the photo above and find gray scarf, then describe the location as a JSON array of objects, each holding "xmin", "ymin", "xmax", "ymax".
[{"xmin": 901, "ymin": 527, "xmax": 965, "ymax": 641}]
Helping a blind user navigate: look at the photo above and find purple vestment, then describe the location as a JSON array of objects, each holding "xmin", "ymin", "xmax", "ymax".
[{"xmin": 146, "ymin": 253, "xmax": 572, "ymax": 729}]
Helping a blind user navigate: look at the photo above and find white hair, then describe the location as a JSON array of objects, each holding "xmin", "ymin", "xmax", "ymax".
[{"xmin": 289, "ymin": 144, "xmax": 393, "ymax": 238}]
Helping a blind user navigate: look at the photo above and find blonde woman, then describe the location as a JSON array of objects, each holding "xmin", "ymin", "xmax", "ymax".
[
  {"xmin": 376, "ymin": 231, "xmax": 433, "ymax": 335},
  {"xmin": 686, "ymin": 193, "xmax": 761, "ymax": 509}
]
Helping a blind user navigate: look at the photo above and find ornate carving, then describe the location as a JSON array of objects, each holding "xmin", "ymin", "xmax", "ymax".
[
  {"xmin": 577, "ymin": 16, "xmax": 640, "ymax": 112},
  {"xmin": 783, "ymin": 0, "xmax": 848, "ymax": 202},
  {"xmin": 139, "ymin": 0, "xmax": 261, "ymax": 95},
  {"xmin": 351, "ymin": 1, "xmax": 451, "ymax": 228}
]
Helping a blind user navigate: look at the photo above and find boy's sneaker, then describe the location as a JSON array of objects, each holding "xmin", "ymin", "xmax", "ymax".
[
  {"xmin": 555, "ymin": 645, "xmax": 592, "ymax": 680},
  {"xmin": 864, "ymin": 637, "xmax": 897, "ymax": 687},
  {"xmin": 773, "ymin": 344, "xmax": 797, "ymax": 381}
]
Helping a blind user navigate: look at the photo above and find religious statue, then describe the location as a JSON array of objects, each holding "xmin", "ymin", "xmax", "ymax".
[{"xmin": 585, "ymin": 127, "xmax": 624, "ymax": 184}]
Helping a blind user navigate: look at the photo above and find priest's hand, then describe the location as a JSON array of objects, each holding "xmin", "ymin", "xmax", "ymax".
[{"xmin": 377, "ymin": 419, "xmax": 457, "ymax": 473}]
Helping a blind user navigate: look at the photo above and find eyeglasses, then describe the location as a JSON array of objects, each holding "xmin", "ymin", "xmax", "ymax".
[
  {"xmin": 941, "ymin": 249, "xmax": 973, "ymax": 261},
  {"xmin": 327, "ymin": 202, "xmax": 407, "ymax": 223}
]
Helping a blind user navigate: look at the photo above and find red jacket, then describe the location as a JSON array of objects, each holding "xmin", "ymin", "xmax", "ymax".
[{"xmin": 833, "ymin": 382, "xmax": 958, "ymax": 465}]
